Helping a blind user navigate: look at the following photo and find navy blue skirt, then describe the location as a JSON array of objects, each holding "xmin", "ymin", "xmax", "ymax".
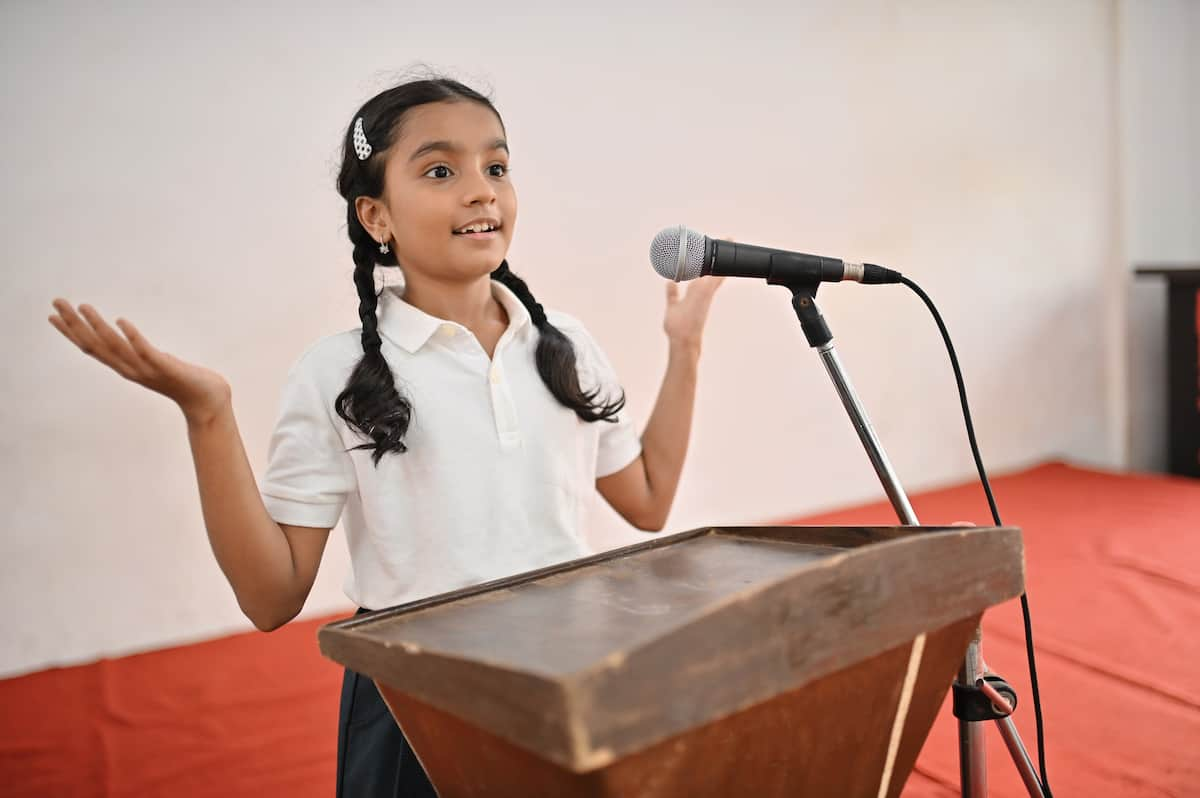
[{"xmin": 336, "ymin": 610, "xmax": 437, "ymax": 798}]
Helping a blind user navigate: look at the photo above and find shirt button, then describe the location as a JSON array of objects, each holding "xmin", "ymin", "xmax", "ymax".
[{"xmin": 489, "ymin": 367, "xmax": 501, "ymax": 384}]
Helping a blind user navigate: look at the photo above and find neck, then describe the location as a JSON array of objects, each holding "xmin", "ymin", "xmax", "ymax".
[{"xmin": 400, "ymin": 271, "xmax": 506, "ymax": 330}]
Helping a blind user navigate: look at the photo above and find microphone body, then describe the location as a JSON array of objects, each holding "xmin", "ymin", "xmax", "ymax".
[
  {"xmin": 649, "ymin": 226, "xmax": 902, "ymax": 285},
  {"xmin": 708, "ymin": 238, "xmax": 859, "ymax": 284}
]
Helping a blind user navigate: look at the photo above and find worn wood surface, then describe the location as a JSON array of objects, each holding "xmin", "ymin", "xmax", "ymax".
[
  {"xmin": 319, "ymin": 525, "xmax": 1024, "ymax": 777},
  {"xmin": 378, "ymin": 616, "xmax": 982, "ymax": 798}
]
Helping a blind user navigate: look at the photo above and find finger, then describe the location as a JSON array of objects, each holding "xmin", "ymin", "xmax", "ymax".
[
  {"xmin": 665, "ymin": 281, "xmax": 680, "ymax": 304},
  {"xmin": 48, "ymin": 310, "xmax": 83, "ymax": 348},
  {"xmin": 116, "ymin": 318, "xmax": 169, "ymax": 371},
  {"xmin": 687, "ymin": 276, "xmax": 725, "ymax": 307},
  {"xmin": 78, "ymin": 305, "xmax": 142, "ymax": 374},
  {"xmin": 50, "ymin": 303, "xmax": 102, "ymax": 356},
  {"xmin": 50, "ymin": 299, "xmax": 84, "ymax": 346},
  {"xmin": 52, "ymin": 300, "xmax": 107, "ymax": 358}
]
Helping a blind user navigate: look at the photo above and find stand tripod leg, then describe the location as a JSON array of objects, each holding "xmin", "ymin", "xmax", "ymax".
[
  {"xmin": 995, "ymin": 716, "xmax": 1045, "ymax": 796},
  {"xmin": 960, "ymin": 630, "xmax": 1043, "ymax": 797},
  {"xmin": 958, "ymin": 635, "xmax": 989, "ymax": 797}
]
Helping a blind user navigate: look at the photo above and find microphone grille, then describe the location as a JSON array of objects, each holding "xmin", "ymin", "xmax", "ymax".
[{"xmin": 649, "ymin": 226, "xmax": 707, "ymax": 282}]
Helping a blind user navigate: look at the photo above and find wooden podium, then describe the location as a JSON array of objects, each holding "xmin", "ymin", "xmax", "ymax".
[{"xmin": 319, "ymin": 524, "xmax": 1024, "ymax": 797}]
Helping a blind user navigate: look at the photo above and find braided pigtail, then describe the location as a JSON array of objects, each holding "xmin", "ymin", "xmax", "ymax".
[
  {"xmin": 491, "ymin": 261, "xmax": 625, "ymax": 423},
  {"xmin": 334, "ymin": 242, "xmax": 412, "ymax": 464},
  {"xmin": 334, "ymin": 77, "xmax": 500, "ymax": 463}
]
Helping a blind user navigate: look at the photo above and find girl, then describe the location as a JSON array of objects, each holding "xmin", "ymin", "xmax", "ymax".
[{"xmin": 48, "ymin": 77, "xmax": 723, "ymax": 797}]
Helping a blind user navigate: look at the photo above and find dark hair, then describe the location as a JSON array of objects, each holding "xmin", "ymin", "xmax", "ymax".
[{"xmin": 334, "ymin": 77, "xmax": 624, "ymax": 464}]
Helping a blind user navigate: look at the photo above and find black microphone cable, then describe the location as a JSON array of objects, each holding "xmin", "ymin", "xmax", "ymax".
[{"xmin": 899, "ymin": 275, "xmax": 1053, "ymax": 798}]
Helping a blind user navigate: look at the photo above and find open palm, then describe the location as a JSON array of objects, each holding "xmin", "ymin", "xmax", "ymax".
[
  {"xmin": 663, "ymin": 276, "xmax": 725, "ymax": 352},
  {"xmin": 48, "ymin": 300, "xmax": 231, "ymax": 424}
]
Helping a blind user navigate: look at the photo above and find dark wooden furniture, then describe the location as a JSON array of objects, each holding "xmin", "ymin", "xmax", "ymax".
[
  {"xmin": 319, "ymin": 524, "xmax": 1024, "ymax": 797},
  {"xmin": 1135, "ymin": 266, "xmax": 1200, "ymax": 477}
]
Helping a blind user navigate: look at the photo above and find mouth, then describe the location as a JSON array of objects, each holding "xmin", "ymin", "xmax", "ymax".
[{"xmin": 453, "ymin": 220, "xmax": 502, "ymax": 239}]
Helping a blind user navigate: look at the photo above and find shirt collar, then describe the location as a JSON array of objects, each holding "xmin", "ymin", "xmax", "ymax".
[{"xmin": 377, "ymin": 279, "xmax": 533, "ymax": 354}]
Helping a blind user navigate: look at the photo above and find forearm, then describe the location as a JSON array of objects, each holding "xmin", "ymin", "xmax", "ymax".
[
  {"xmin": 185, "ymin": 402, "xmax": 303, "ymax": 629},
  {"xmin": 637, "ymin": 342, "xmax": 702, "ymax": 528}
]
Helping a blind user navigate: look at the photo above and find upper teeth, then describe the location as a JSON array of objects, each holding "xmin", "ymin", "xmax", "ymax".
[{"xmin": 458, "ymin": 222, "xmax": 495, "ymax": 233}]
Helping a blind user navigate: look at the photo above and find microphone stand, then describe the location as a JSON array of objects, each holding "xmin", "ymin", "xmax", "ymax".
[{"xmin": 781, "ymin": 279, "xmax": 1044, "ymax": 798}]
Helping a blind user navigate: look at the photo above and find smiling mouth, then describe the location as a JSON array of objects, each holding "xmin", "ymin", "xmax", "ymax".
[{"xmin": 453, "ymin": 222, "xmax": 501, "ymax": 235}]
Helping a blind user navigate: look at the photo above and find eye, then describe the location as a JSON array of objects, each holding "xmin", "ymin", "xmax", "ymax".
[
  {"xmin": 488, "ymin": 163, "xmax": 508, "ymax": 177},
  {"xmin": 424, "ymin": 165, "xmax": 452, "ymax": 179}
]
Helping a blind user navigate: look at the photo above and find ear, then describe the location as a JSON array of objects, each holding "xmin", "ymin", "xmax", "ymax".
[{"xmin": 354, "ymin": 196, "xmax": 390, "ymax": 243}]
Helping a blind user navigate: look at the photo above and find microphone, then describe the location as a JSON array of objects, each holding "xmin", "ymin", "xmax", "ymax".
[{"xmin": 649, "ymin": 226, "xmax": 902, "ymax": 286}]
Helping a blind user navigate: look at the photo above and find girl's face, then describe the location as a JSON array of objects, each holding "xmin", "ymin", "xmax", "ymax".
[{"xmin": 369, "ymin": 100, "xmax": 516, "ymax": 284}]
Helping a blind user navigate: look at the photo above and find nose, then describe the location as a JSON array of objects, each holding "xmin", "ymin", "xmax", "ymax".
[{"xmin": 462, "ymin": 165, "xmax": 497, "ymax": 207}]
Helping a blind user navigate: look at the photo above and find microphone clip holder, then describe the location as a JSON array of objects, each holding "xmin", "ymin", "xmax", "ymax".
[{"xmin": 773, "ymin": 279, "xmax": 833, "ymax": 349}]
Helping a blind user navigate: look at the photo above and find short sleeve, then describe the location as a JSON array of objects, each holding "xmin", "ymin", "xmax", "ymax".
[
  {"xmin": 561, "ymin": 317, "xmax": 643, "ymax": 478},
  {"xmin": 260, "ymin": 346, "xmax": 358, "ymax": 529}
]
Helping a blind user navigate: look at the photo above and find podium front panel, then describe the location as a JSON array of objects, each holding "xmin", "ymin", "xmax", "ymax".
[{"xmin": 320, "ymin": 524, "xmax": 1023, "ymax": 790}]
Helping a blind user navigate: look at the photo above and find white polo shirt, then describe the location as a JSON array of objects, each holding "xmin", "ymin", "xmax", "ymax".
[{"xmin": 261, "ymin": 280, "xmax": 642, "ymax": 611}]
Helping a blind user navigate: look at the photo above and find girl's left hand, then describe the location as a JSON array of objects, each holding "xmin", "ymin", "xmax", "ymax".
[{"xmin": 663, "ymin": 276, "xmax": 725, "ymax": 356}]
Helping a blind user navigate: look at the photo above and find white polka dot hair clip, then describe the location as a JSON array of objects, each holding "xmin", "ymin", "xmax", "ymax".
[{"xmin": 353, "ymin": 117, "xmax": 372, "ymax": 160}]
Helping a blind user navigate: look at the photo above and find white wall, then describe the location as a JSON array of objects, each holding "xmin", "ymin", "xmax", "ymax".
[
  {"xmin": 1, "ymin": 1, "xmax": 1127, "ymax": 678},
  {"xmin": 1119, "ymin": 0, "xmax": 1200, "ymax": 471}
]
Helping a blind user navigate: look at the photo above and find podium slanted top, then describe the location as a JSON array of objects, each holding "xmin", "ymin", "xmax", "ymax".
[{"xmin": 318, "ymin": 525, "xmax": 1023, "ymax": 772}]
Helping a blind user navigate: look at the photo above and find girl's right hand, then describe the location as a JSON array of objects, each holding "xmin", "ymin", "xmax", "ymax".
[{"xmin": 49, "ymin": 299, "xmax": 232, "ymax": 425}]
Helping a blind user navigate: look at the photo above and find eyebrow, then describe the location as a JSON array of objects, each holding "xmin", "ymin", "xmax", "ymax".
[{"xmin": 407, "ymin": 138, "xmax": 509, "ymax": 162}]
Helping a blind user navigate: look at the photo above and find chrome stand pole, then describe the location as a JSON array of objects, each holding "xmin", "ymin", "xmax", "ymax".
[{"xmin": 790, "ymin": 286, "xmax": 1043, "ymax": 797}]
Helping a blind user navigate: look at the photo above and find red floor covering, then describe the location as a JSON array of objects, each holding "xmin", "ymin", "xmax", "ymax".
[{"xmin": 2, "ymin": 462, "xmax": 1197, "ymax": 797}]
